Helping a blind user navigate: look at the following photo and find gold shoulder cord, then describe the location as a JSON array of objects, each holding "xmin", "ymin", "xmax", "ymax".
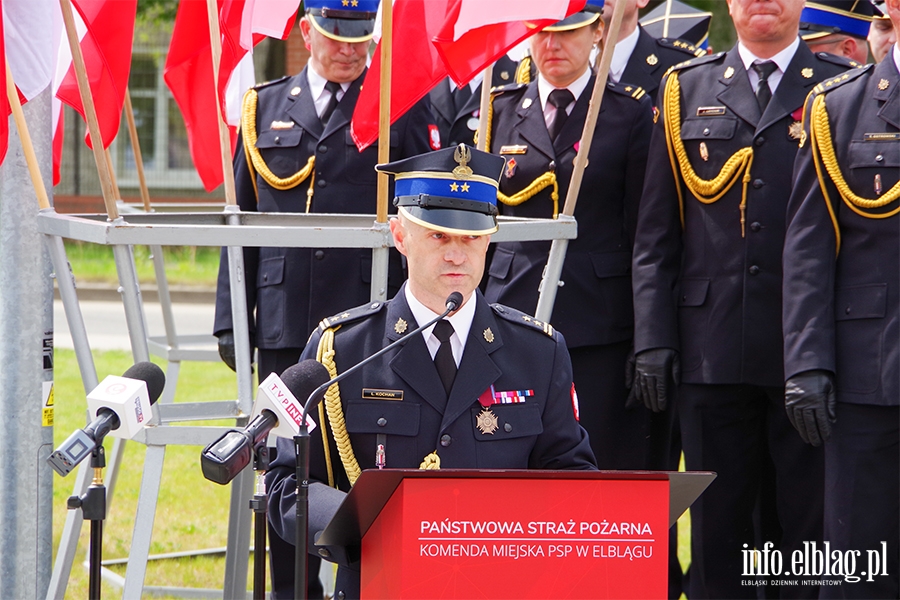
[
  {"xmin": 488, "ymin": 88, "xmax": 560, "ymax": 217},
  {"xmin": 809, "ymin": 93, "xmax": 900, "ymax": 258},
  {"xmin": 663, "ymin": 72, "xmax": 755, "ymax": 236},
  {"xmin": 316, "ymin": 326, "xmax": 361, "ymax": 486},
  {"xmin": 241, "ymin": 89, "xmax": 317, "ymax": 204},
  {"xmin": 515, "ymin": 57, "xmax": 532, "ymax": 84}
]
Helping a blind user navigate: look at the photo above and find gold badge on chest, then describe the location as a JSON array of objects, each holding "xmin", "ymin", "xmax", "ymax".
[
  {"xmin": 394, "ymin": 317, "xmax": 408, "ymax": 334},
  {"xmin": 475, "ymin": 407, "xmax": 499, "ymax": 435},
  {"xmin": 788, "ymin": 121, "xmax": 803, "ymax": 141}
]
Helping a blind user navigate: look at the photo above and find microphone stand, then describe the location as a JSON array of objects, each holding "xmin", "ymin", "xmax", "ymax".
[
  {"xmin": 249, "ymin": 442, "xmax": 270, "ymax": 600},
  {"xmin": 293, "ymin": 293, "xmax": 462, "ymax": 599},
  {"xmin": 67, "ymin": 445, "xmax": 107, "ymax": 600}
]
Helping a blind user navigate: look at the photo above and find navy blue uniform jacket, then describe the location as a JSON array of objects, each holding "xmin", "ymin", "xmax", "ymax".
[
  {"xmin": 485, "ymin": 77, "xmax": 653, "ymax": 348},
  {"xmin": 631, "ymin": 43, "xmax": 852, "ymax": 386},
  {"xmin": 266, "ymin": 287, "xmax": 596, "ymax": 596},
  {"xmin": 214, "ymin": 67, "xmax": 436, "ymax": 347},
  {"xmin": 784, "ymin": 59, "xmax": 900, "ymax": 406}
]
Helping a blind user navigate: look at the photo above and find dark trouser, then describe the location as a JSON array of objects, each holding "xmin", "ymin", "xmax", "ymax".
[
  {"xmin": 259, "ymin": 347, "xmax": 325, "ymax": 599},
  {"xmin": 679, "ymin": 383, "xmax": 824, "ymax": 599},
  {"xmin": 821, "ymin": 403, "xmax": 899, "ymax": 599},
  {"xmin": 570, "ymin": 342, "xmax": 684, "ymax": 597}
]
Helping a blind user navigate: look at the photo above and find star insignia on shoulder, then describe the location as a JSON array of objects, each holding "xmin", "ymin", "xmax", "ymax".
[
  {"xmin": 646, "ymin": 54, "xmax": 659, "ymax": 66},
  {"xmin": 625, "ymin": 85, "xmax": 633, "ymax": 92},
  {"xmin": 801, "ymin": 68, "xmax": 813, "ymax": 79},
  {"xmin": 522, "ymin": 315, "xmax": 532, "ymax": 322},
  {"xmin": 879, "ymin": 78, "xmax": 890, "ymax": 90},
  {"xmin": 341, "ymin": 312, "xmax": 350, "ymax": 319},
  {"xmin": 394, "ymin": 317, "xmax": 408, "ymax": 334},
  {"xmin": 724, "ymin": 66, "xmax": 735, "ymax": 79},
  {"xmin": 483, "ymin": 328, "xmax": 494, "ymax": 343}
]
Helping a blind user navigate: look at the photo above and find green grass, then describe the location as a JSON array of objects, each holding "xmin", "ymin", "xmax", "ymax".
[
  {"xmin": 63, "ymin": 241, "xmax": 221, "ymax": 287},
  {"xmin": 52, "ymin": 349, "xmax": 252, "ymax": 598}
]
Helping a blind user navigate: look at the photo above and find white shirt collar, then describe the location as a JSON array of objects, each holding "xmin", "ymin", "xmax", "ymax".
[
  {"xmin": 737, "ymin": 37, "xmax": 800, "ymax": 94},
  {"xmin": 305, "ymin": 66, "xmax": 349, "ymax": 118},
  {"xmin": 537, "ymin": 66, "xmax": 592, "ymax": 112},
  {"xmin": 893, "ymin": 44, "xmax": 900, "ymax": 76},
  {"xmin": 404, "ymin": 285, "xmax": 476, "ymax": 366},
  {"xmin": 610, "ymin": 25, "xmax": 641, "ymax": 83}
]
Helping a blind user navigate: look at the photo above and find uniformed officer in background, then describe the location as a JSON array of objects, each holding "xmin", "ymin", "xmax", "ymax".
[
  {"xmin": 603, "ymin": 0, "xmax": 706, "ymax": 101},
  {"xmin": 430, "ymin": 54, "xmax": 518, "ymax": 148},
  {"xmin": 214, "ymin": 0, "xmax": 438, "ymax": 380},
  {"xmin": 869, "ymin": 0, "xmax": 895, "ymax": 62},
  {"xmin": 799, "ymin": 0, "xmax": 879, "ymax": 65},
  {"xmin": 630, "ymin": 0, "xmax": 857, "ymax": 596},
  {"xmin": 267, "ymin": 145, "xmax": 597, "ymax": 599},
  {"xmin": 484, "ymin": 1, "xmax": 656, "ymax": 472},
  {"xmin": 783, "ymin": 0, "xmax": 900, "ymax": 594}
]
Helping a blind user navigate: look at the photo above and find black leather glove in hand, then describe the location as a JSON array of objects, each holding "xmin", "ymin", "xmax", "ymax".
[
  {"xmin": 217, "ymin": 330, "xmax": 237, "ymax": 372},
  {"xmin": 630, "ymin": 348, "xmax": 680, "ymax": 413},
  {"xmin": 784, "ymin": 370, "xmax": 836, "ymax": 446}
]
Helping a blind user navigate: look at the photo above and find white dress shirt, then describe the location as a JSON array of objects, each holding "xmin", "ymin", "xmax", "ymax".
[
  {"xmin": 404, "ymin": 285, "xmax": 476, "ymax": 367},
  {"xmin": 738, "ymin": 36, "xmax": 800, "ymax": 96}
]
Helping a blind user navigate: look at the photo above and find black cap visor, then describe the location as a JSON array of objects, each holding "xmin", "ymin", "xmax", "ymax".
[
  {"xmin": 399, "ymin": 206, "xmax": 498, "ymax": 236},
  {"xmin": 309, "ymin": 12, "xmax": 376, "ymax": 42}
]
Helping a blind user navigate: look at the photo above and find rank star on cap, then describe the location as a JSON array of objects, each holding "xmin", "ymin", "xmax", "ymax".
[{"xmin": 450, "ymin": 182, "xmax": 459, "ymax": 192}]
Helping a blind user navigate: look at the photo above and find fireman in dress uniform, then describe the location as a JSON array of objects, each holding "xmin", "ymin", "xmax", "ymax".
[
  {"xmin": 214, "ymin": 0, "xmax": 439, "ymax": 381},
  {"xmin": 629, "ymin": 0, "xmax": 858, "ymax": 596},
  {"xmin": 266, "ymin": 145, "xmax": 596, "ymax": 599},
  {"xmin": 783, "ymin": 1, "xmax": 900, "ymax": 594}
]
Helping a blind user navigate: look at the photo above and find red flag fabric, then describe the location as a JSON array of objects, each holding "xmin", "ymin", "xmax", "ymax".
[
  {"xmin": 164, "ymin": 0, "xmax": 298, "ymax": 192},
  {"xmin": 434, "ymin": 0, "xmax": 587, "ymax": 86},
  {"xmin": 55, "ymin": 0, "xmax": 137, "ymax": 150},
  {"xmin": 0, "ymin": 0, "xmax": 8, "ymax": 165},
  {"xmin": 350, "ymin": 0, "xmax": 586, "ymax": 151}
]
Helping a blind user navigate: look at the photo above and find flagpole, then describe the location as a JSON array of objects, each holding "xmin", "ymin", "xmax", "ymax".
[
  {"xmin": 58, "ymin": 0, "xmax": 119, "ymax": 219},
  {"xmin": 475, "ymin": 64, "xmax": 493, "ymax": 151},
  {"xmin": 124, "ymin": 90, "xmax": 152, "ymax": 212},
  {"xmin": 5, "ymin": 60, "xmax": 51, "ymax": 210},
  {"xmin": 534, "ymin": 0, "xmax": 626, "ymax": 322},
  {"xmin": 375, "ymin": 0, "xmax": 392, "ymax": 223},
  {"xmin": 205, "ymin": 0, "xmax": 238, "ymax": 206}
]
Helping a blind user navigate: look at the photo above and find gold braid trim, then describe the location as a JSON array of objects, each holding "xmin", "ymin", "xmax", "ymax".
[
  {"xmin": 242, "ymin": 88, "xmax": 316, "ymax": 192},
  {"xmin": 419, "ymin": 451, "xmax": 441, "ymax": 470},
  {"xmin": 497, "ymin": 172, "xmax": 560, "ymax": 218},
  {"xmin": 810, "ymin": 93, "xmax": 900, "ymax": 222},
  {"xmin": 515, "ymin": 56, "xmax": 533, "ymax": 84},
  {"xmin": 316, "ymin": 326, "xmax": 362, "ymax": 486},
  {"xmin": 663, "ymin": 72, "xmax": 755, "ymax": 236},
  {"xmin": 808, "ymin": 94, "xmax": 843, "ymax": 256},
  {"xmin": 317, "ymin": 402, "xmax": 334, "ymax": 488}
]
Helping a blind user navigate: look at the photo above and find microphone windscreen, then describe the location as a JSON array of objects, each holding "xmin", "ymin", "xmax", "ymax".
[
  {"xmin": 122, "ymin": 361, "xmax": 166, "ymax": 404},
  {"xmin": 446, "ymin": 291, "xmax": 463, "ymax": 311},
  {"xmin": 281, "ymin": 360, "xmax": 331, "ymax": 406}
]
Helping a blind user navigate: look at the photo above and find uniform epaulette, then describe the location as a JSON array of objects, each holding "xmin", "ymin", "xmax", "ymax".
[
  {"xmin": 811, "ymin": 64, "xmax": 873, "ymax": 95},
  {"xmin": 815, "ymin": 52, "xmax": 865, "ymax": 70},
  {"xmin": 490, "ymin": 82, "xmax": 527, "ymax": 96},
  {"xmin": 658, "ymin": 37, "xmax": 706, "ymax": 58},
  {"xmin": 253, "ymin": 75, "xmax": 290, "ymax": 91},
  {"xmin": 489, "ymin": 303, "xmax": 557, "ymax": 339},
  {"xmin": 318, "ymin": 300, "xmax": 385, "ymax": 331},
  {"xmin": 608, "ymin": 80, "xmax": 648, "ymax": 102},
  {"xmin": 662, "ymin": 51, "xmax": 725, "ymax": 79}
]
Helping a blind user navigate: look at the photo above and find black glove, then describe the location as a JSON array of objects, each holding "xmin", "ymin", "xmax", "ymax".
[
  {"xmin": 784, "ymin": 370, "xmax": 836, "ymax": 446},
  {"xmin": 630, "ymin": 348, "xmax": 680, "ymax": 413},
  {"xmin": 217, "ymin": 330, "xmax": 237, "ymax": 372}
]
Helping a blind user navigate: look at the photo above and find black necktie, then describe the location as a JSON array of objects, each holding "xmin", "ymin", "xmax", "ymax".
[
  {"xmin": 432, "ymin": 320, "xmax": 457, "ymax": 395},
  {"xmin": 320, "ymin": 81, "xmax": 342, "ymax": 125},
  {"xmin": 751, "ymin": 61, "xmax": 778, "ymax": 113},
  {"xmin": 547, "ymin": 88, "xmax": 575, "ymax": 141}
]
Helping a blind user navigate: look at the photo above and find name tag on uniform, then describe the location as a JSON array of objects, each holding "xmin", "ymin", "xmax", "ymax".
[
  {"xmin": 270, "ymin": 120, "xmax": 295, "ymax": 130},
  {"xmin": 696, "ymin": 106, "xmax": 726, "ymax": 117},
  {"xmin": 864, "ymin": 132, "xmax": 900, "ymax": 141},
  {"xmin": 499, "ymin": 145, "xmax": 528, "ymax": 155},
  {"xmin": 362, "ymin": 388, "xmax": 404, "ymax": 401}
]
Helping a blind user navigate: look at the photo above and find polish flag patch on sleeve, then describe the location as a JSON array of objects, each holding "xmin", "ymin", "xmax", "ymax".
[
  {"xmin": 429, "ymin": 124, "xmax": 441, "ymax": 150},
  {"xmin": 570, "ymin": 383, "xmax": 580, "ymax": 421}
]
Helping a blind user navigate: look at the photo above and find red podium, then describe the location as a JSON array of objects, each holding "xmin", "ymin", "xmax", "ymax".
[{"xmin": 318, "ymin": 470, "xmax": 714, "ymax": 599}]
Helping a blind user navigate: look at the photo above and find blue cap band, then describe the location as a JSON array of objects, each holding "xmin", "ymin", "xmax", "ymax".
[
  {"xmin": 394, "ymin": 176, "xmax": 498, "ymax": 208},
  {"xmin": 801, "ymin": 6, "xmax": 872, "ymax": 38}
]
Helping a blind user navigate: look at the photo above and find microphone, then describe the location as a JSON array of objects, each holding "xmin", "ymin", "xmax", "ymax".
[
  {"xmin": 200, "ymin": 360, "xmax": 331, "ymax": 485},
  {"xmin": 48, "ymin": 362, "xmax": 165, "ymax": 477}
]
